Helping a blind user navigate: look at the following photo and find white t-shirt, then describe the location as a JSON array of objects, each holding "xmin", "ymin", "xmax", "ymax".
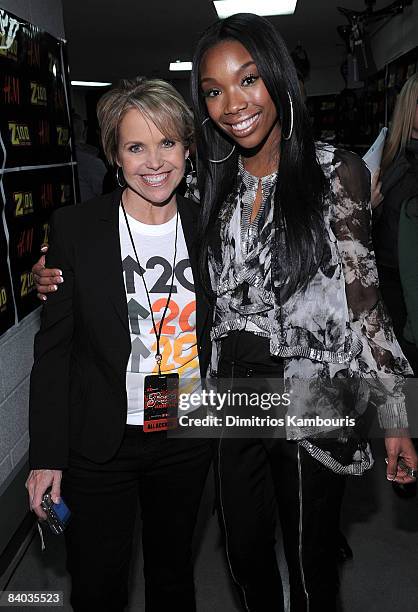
[{"xmin": 119, "ymin": 207, "xmax": 200, "ymax": 425}]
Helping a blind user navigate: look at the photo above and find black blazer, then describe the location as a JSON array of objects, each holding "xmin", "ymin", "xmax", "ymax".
[{"xmin": 29, "ymin": 189, "xmax": 212, "ymax": 469}]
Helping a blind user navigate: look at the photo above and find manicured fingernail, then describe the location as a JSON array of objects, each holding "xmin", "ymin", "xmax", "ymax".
[
  {"xmin": 57, "ymin": 277, "xmax": 64, "ymax": 283},
  {"xmin": 40, "ymin": 246, "xmax": 48, "ymax": 252},
  {"xmin": 40, "ymin": 295, "xmax": 47, "ymax": 301},
  {"xmin": 52, "ymin": 285, "xmax": 58, "ymax": 291},
  {"xmin": 387, "ymin": 475, "xmax": 395, "ymax": 481}
]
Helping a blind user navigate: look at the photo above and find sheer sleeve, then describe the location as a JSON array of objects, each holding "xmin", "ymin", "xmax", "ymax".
[{"xmin": 329, "ymin": 149, "xmax": 412, "ymax": 430}]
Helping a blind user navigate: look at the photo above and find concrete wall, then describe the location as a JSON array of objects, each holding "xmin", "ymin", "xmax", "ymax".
[
  {"xmin": 0, "ymin": 311, "xmax": 39, "ymax": 490},
  {"xmin": 0, "ymin": 0, "xmax": 64, "ymax": 557}
]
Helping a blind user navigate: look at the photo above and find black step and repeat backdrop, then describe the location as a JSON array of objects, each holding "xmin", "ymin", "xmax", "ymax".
[{"xmin": 0, "ymin": 8, "xmax": 76, "ymax": 335}]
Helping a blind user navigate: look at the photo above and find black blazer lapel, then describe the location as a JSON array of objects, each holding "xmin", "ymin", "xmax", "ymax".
[{"xmin": 98, "ymin": 189, "xmax": 130, "ymax": 337}]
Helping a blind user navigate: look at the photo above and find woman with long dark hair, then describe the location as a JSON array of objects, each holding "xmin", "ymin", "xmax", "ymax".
[{"xmin": 190, "ymin": 13, "xmax": 417, "ymax": 612}]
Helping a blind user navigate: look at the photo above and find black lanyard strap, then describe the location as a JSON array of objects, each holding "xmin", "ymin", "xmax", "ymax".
[{"xmin": 121, "ymin": 199, "xmax": 179, "ymax": 375}]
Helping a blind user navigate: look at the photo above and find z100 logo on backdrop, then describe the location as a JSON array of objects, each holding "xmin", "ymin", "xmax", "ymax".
[
  {"xmin": 8, "ymin": 121, "xmax": 31, "ymax": 146},
  {"xmin": 0, "ymin": 7, "xmax": 76, "ymax": 332},
  {"xmin": 0, "ymin": 9, "xmax": 74, "ymax": 169},
  {"xmin": 13, "ymin": 191, "xmax": 34, "ymax": 217},
  {"xmin": 1, "ymin": 167, "xmax": 75, "ymax": 322},
  {"xmin": 30, "ymin": 81, "xmax": 47, "ymax": 106}
]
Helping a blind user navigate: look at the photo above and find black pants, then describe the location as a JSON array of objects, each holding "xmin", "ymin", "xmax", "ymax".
[
  {"xmin": 216, "ymin": 332, "xmax": 346, "ymax": 612},
  {"xmin": 61, "ymin": 427, "xmax": 212, "ymax": 612}
]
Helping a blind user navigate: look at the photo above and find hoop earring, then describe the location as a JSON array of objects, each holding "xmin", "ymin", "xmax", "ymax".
[
  {"xmin": 202, "ymin": 117, "xmax": 236, "ymax": 164},
  {"xmin": 116, "ymin": 166, "xmax": 126, "ymax": 188},
  {"xmin": 185, "ymin": 157, "xmax": 195, "ymax": 185},
  {"xmin": 283, "ymin": 91, "xmax": 294, "ymax": 141}
]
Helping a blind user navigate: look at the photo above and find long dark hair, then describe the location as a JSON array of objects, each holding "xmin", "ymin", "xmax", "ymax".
[{"xmin": 190, "ymin": 13, "xmax": 328, "ymax": 300}]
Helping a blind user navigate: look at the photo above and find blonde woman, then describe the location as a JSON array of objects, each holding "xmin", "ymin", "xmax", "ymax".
[
  {"xmin": 26, "ymin": 77, "xmax": 212, "ymax": 612},
  {"xmin": 373, "ymin": 72, "xmax": 418, "ymax": 374}
]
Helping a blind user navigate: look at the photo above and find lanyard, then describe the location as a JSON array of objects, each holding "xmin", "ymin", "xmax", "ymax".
[{"xmin": 120, "ymin": 199, "xmax": 179, "ymax": 375}]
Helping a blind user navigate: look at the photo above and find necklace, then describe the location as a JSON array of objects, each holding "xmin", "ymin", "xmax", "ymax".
[{"xmin": 120, "ymin": 199, "xmax": 179, "ymax": 375}]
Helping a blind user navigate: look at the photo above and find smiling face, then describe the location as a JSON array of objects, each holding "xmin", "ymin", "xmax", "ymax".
[
  {"xmin": 200, "ymin": 40, "xmax": 280, "ymax": 155},
  {"xmin": 117, "ymin": 107, "xmax": 188, "ymax": 208}
]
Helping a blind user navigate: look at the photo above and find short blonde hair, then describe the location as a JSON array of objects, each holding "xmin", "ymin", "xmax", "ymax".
[{"xmin": 97, "ymin": 76, "xmax": 194, "ymax": 166}]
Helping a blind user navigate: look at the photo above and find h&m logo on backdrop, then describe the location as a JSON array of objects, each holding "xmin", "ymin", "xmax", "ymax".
[
  {"xmin": 30, "ymin": 82, "xmax": 47, "ymax": 106},
  {"xmin": 13, "ymin": 192, "xmax": 34, "ymax": 217},
  {"xmin": 16, "ymin": 228, "xmax": 34, "ymax": 258},
  {"xmin": 27, "ymin": 38, "xmax": 41, "ymax": 68},
  {"xmin": 2, "ymin": 75, "xmax": 20, "ymax": 105},
  {"xmin": 41, "ymin": 184, "xmax": 54, "ymax": 208},
  {"xmin": 8, "ymin": 122, "xmax": 31, "ymax": 146},
  {"xmin": 38, "ymin": 119, "xmax": 51, "ymax": 145}
]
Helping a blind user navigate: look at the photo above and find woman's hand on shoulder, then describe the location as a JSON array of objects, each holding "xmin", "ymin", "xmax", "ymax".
[
  {"xmin": 32, "ymin": 246, "xmax": 63, "ymax": 301},
  {"xmin": 25, "ymin": 469, "xmax": 62, "ymax": 520}
]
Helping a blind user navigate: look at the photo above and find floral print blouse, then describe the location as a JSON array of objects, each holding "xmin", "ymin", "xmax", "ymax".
[{"xmin": 208, "ymin": 144, "xmax": 412, "ymax": 439}]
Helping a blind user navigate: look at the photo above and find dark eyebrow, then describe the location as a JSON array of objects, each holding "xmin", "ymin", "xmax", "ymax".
[
  {"xmin": 201, "ymin": 60, "xmax": 257, "ymax": 84},
  {"xmin": 123, "ymin": 137, "xmax": 175, "ymax": 147},
  {"xmin": 123, "ymin": 141, "xmax": 144, "ymax": 147},
  {"xmin": 239, "ymin": 60, "xmax": 257, "ymax": 71}
]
